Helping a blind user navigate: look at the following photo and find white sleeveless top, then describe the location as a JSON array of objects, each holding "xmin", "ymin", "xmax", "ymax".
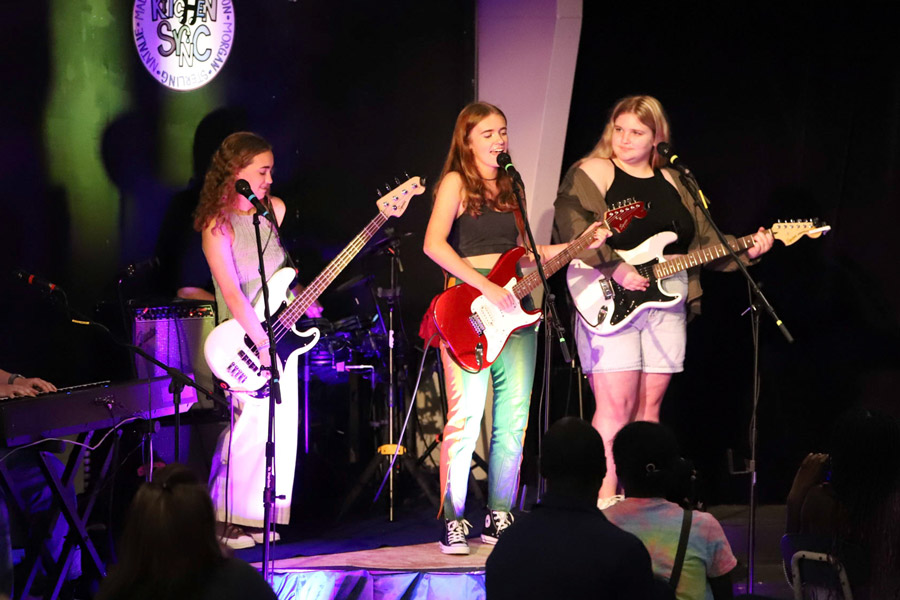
[{"xmin": 213, "ymin": 213, "xmax": 287, "ymax": 323}]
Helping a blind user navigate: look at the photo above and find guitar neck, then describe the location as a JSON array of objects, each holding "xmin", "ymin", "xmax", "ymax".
[
  {"xmin": 278, "ymin": 212, "xmax": 389, "ymax": 330},
  {"xmin": 653, "ymin": 232, "xmax": 757, "ymax": 279},
  {"xmin": 513, "ymin": 226, "xmax": 598, "ymax": 299}
]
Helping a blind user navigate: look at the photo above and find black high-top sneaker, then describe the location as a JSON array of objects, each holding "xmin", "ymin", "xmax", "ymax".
[
  {"xmin": 481, "ymin": 509, "xmax": 514, "ymax": 545},
  {"xmin": 439, "ymin": 518, "xmax": 472, "ymax": 555}
]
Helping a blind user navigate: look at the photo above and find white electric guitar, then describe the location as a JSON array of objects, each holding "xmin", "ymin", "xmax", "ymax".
[
  {"xmin": 431, "ymin": 201, "xmax": 646, "ymax": 372},
  {"xmin": 567, "ymin": 220, "xmax": 830, "ymax": 335},
  {"xmin": 204, "ymin": 177, "xmax": 425, "ymax": 391}
]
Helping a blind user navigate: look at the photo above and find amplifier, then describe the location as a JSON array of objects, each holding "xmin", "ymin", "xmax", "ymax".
[{"xmin": 131, "ymin": 301, "xmax": 216, "ymax": 404}]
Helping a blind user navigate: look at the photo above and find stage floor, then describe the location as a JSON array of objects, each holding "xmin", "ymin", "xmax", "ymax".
[
  {"xmin": 256, "ymin": 539, "xmax": 493, "ymax": 571},
  {"xmin": 242, "ymin": 504, "xmax": 794, "ymax": 600},
  {"xmin": 255, "ymin": 540, "xmax": 492, "ymax": 600}
]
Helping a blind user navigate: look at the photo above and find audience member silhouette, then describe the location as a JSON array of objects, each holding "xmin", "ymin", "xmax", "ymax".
[
  {"xmin": 95, "ymin": 464, "xmax": 276, "ymax": 600},
  {"xmin": 785, "ymin": 406, "xmax": 900, "ymax": 599},
  {"xmin": 603, "ymin": 421, "xmax": 737, "ymax": 600},
  {"xmin": 486, "ymin": 417, "xmax": 663, "ymax": 599}
]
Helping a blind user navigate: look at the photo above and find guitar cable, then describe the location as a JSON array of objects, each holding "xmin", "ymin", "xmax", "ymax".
[{"xmin": 0, "ymin": 416, "xmax": 142, "ymax": 464}]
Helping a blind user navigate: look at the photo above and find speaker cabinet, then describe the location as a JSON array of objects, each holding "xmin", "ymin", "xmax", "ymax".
[{"xmin": 131, "ymin": 301, "xmax": 216, "ymax": 405}]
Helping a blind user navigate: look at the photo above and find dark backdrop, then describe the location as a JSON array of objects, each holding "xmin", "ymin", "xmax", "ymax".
[
  {"xmin": 0, "ymin": 0, "xmax": 474, "ymax": 388},
  {"xmin": 550, "ymin": 3, "xmax": 900, "ymax": 504},
  {"xmin": 1, "ymin": 2, "xmax": 898, "ymax": 507}
]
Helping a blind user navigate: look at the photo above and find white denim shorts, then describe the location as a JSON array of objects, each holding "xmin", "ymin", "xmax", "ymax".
[{"xmin": 574, "ymin": 271, "xmax": 688, "ymax": 374}]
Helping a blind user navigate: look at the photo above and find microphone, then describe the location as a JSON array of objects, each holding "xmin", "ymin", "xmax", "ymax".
[
  {"xmin": 496, "ymin": 152, "xmax": 523, "ymax": 184},
  {"xmin": 235, "ymin": 179, "xmax": 276, "ymax": 224},
  {"xmin": 656, "ymin": 142, "xmax": 692, "ymax": 177},
  {"xmin": 122, "ymin": 256, "xmax": 160, "ymax": 278},
  {"xmin": 14, "ymin": 269, "xmax": 59, "ymax": 293}
]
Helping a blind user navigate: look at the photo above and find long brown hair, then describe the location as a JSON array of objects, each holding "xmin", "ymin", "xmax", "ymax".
[
  {"xmin": 193, "ymin": 131, "xmax": 272, "ymax": 234},
  {"xmin": 435, "ymin": 102, "xmax": 518, "ymax": 216},
  {"xmin": 95, "ymin": 464, "xmax": 223, "ymax": 600},
  {"xmin": 582, "ymin": 95, "xmax": 672, "ymax": 170}
]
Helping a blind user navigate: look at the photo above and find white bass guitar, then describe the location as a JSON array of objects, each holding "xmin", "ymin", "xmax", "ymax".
[{"xmin": 204, "ymin": 177, "xmax": 425, "ymax": 391}]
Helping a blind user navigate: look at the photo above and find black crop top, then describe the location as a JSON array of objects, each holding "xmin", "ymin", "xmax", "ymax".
[
  {"xmin": 605, "ymin": 161, "xmax": 695, "ymax": 255},
  {"xmin": 448, "ymin": 209, "xmax": 519, "ymax": 258}
]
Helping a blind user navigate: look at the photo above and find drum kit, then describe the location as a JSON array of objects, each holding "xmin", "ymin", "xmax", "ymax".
[
  {"xmin": 294, "ymin": 228, "xmax": 412, "ymax": 456},
  {"xmin": 296, "ymin": 314, "xmax": 386, "ymax": 385},
  {"xmin": 294, "ymin": 227, "xmax": 439, "ymax": 519}
]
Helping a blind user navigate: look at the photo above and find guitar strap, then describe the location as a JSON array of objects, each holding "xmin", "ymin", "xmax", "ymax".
[
  {"xmin": 513, "ymin": 205, "xmax": 530, "ymax": 252},
  {"xmin": 261, "ymin": 204, "xmax": 300, "ymax": 276},
  {"xmin": 510, "ymin": 180, "xmax": 531, "ymax": 253}
]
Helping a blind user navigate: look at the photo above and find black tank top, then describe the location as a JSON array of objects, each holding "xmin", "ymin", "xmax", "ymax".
[
  {"xmin": 604, "ymin": 160, "xmax": 694, "ymax": 255},
  {"xmin": 448, "ymin": 209, "xmax": 519, "ymax": 257}
]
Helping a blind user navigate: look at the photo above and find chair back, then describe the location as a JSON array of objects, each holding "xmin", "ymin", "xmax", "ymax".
[
  {"xmin": 781, "ymin": 533, "xmax": 832, "ymax": 586},
  {"xmin": 789, "ymin": 550, "xmax": 853, "ymax": 600}
]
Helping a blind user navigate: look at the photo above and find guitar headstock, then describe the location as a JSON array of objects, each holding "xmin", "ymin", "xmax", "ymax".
[
  {"xmin": 771, "ymin": 219, "xmax": 831, "ymax": 246},
  {"xmin": 376, "ymin": 176, "xmax": 426, "ymax": 219},
  {"xmin": 604, "ymin": 200, "xmax": 647, "ymax": 234}
]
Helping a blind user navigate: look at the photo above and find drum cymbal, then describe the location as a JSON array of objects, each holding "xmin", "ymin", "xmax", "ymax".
[{"xmin": 333, "ymin": 274, "xmax": 374, "ymax": 293}]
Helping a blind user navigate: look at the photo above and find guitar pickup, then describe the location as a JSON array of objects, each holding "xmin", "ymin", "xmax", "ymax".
[
  {"xmin": 598, "ymin": 279, "xmax": 614, "ymax": 300},
  {"xmin": 227, "ymin": 363, "xmax": 249, "ymax": 383},
  {"xmin": 238, "ymin": 350, "xmax": 260, "ymax": 373},
  {"xmin": 469, "ymin": 314, "xmax": 485, "ymax": 336}
]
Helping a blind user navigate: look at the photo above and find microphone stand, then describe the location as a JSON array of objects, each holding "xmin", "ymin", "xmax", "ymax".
[
  {"xmin": 250, "ymin": 211, "xmax": 283, "ymax": 583},
  {"xmin": 66, "ymin": 307, "xmax": 228, "ymax": 471},
  {"xmin": 507, "ymin": 175, "xmax": 571, "ymax": 502},
  {"xmin": 381, "ymin": 241, "xmax": 401, "ymax": 521},
  {"xmin": 676, "ymin": 170, "xmax": 793, "ymax": 595}
]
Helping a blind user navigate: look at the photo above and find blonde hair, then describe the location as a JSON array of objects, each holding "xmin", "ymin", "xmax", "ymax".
[
  {"xmin": 583, "ymin": 95, "xmax": 671, "ymax": 170},
  {"xmin": 193, "ymin": 132, "xmax": 272, "ymax": 233},
  {"xmin": 434, "ymin": 102, "xmax": 518, "ymax": 216}
]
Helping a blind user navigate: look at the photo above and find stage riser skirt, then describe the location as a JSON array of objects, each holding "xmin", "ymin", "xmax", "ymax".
[{"xmin": 272, "ymin": 569, "xmax": 486, "ymax": 600}]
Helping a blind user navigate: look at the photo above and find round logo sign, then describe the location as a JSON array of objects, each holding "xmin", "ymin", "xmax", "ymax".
[{"xmin": 133, "ymin": 0, "xmax": 234, "ymax": 91}]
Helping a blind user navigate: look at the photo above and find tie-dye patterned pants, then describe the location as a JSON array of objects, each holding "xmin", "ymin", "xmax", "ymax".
[{"xmin": 439, "ymin": 322, "xmax": 536, "ymax": 520}]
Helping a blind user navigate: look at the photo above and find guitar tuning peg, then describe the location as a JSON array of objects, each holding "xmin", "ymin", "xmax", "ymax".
[
  {"xmin": 404, "ymin": 171, "xmax": 410, "ymax": 179},
  {"xmin": 394, "ymin": 176, "xmax": 401, "ymax": 185},
  {"xmin": 384, "ymin": 183, "xmax": 392, "ymax": 193},
  {"xmin": 375, "ymin": 189, "xmax": 382, "ymax": 198}
]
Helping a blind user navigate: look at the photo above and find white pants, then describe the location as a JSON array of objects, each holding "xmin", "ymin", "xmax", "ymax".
[{"xmin": 209, "ymin": 354, "xmax": 299, "ymax": 526}]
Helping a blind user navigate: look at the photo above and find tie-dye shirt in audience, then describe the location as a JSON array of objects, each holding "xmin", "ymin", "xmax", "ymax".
[{"xmin": 604, "ymin": 497, "xmax": 737, "ymax": 600}]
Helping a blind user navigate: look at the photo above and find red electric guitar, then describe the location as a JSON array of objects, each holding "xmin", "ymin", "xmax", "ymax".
[{"xmin": 431, "ymin": 201, "xmax": 646, "ymax": 373}]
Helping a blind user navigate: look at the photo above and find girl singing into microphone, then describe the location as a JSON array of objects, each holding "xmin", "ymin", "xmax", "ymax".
[{"xmin": 424, "ymin": 102, "xmax": 608, "ymax": 554}]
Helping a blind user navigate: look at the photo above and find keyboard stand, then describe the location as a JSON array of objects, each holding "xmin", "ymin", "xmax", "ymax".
[{"xmin": 0, "ymin": 432, "xmax": 110, "ymax": 600}]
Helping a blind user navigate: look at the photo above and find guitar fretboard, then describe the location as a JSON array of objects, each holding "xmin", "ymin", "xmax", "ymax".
[
  {"xmin": 275, "ymin": 212, "xmax": 389, "ymax": 337},
  {"xmin": 653, "ymin": 233, "xmax": 757, "ymax": 279},
  {"xmin": 513, "ymin": 226, "xmax": 600, "ymax": 299}
]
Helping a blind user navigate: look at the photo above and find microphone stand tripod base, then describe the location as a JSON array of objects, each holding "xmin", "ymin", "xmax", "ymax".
[{"xmin": 336, "ymin": 442, "xmax": 440, "ymax": 522}]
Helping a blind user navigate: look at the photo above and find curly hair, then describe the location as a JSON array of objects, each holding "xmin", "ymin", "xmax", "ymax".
[
  {"xmin": 582, "ymin": 95, "xmax": 672, "ymax": 170},
  {"xmin": 435, "ymin": 102, "xmax": 519, "ymax": 216},
  {"xmin": 193, "ymin": 131, "xmax": 272, "ymax": 233}
]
